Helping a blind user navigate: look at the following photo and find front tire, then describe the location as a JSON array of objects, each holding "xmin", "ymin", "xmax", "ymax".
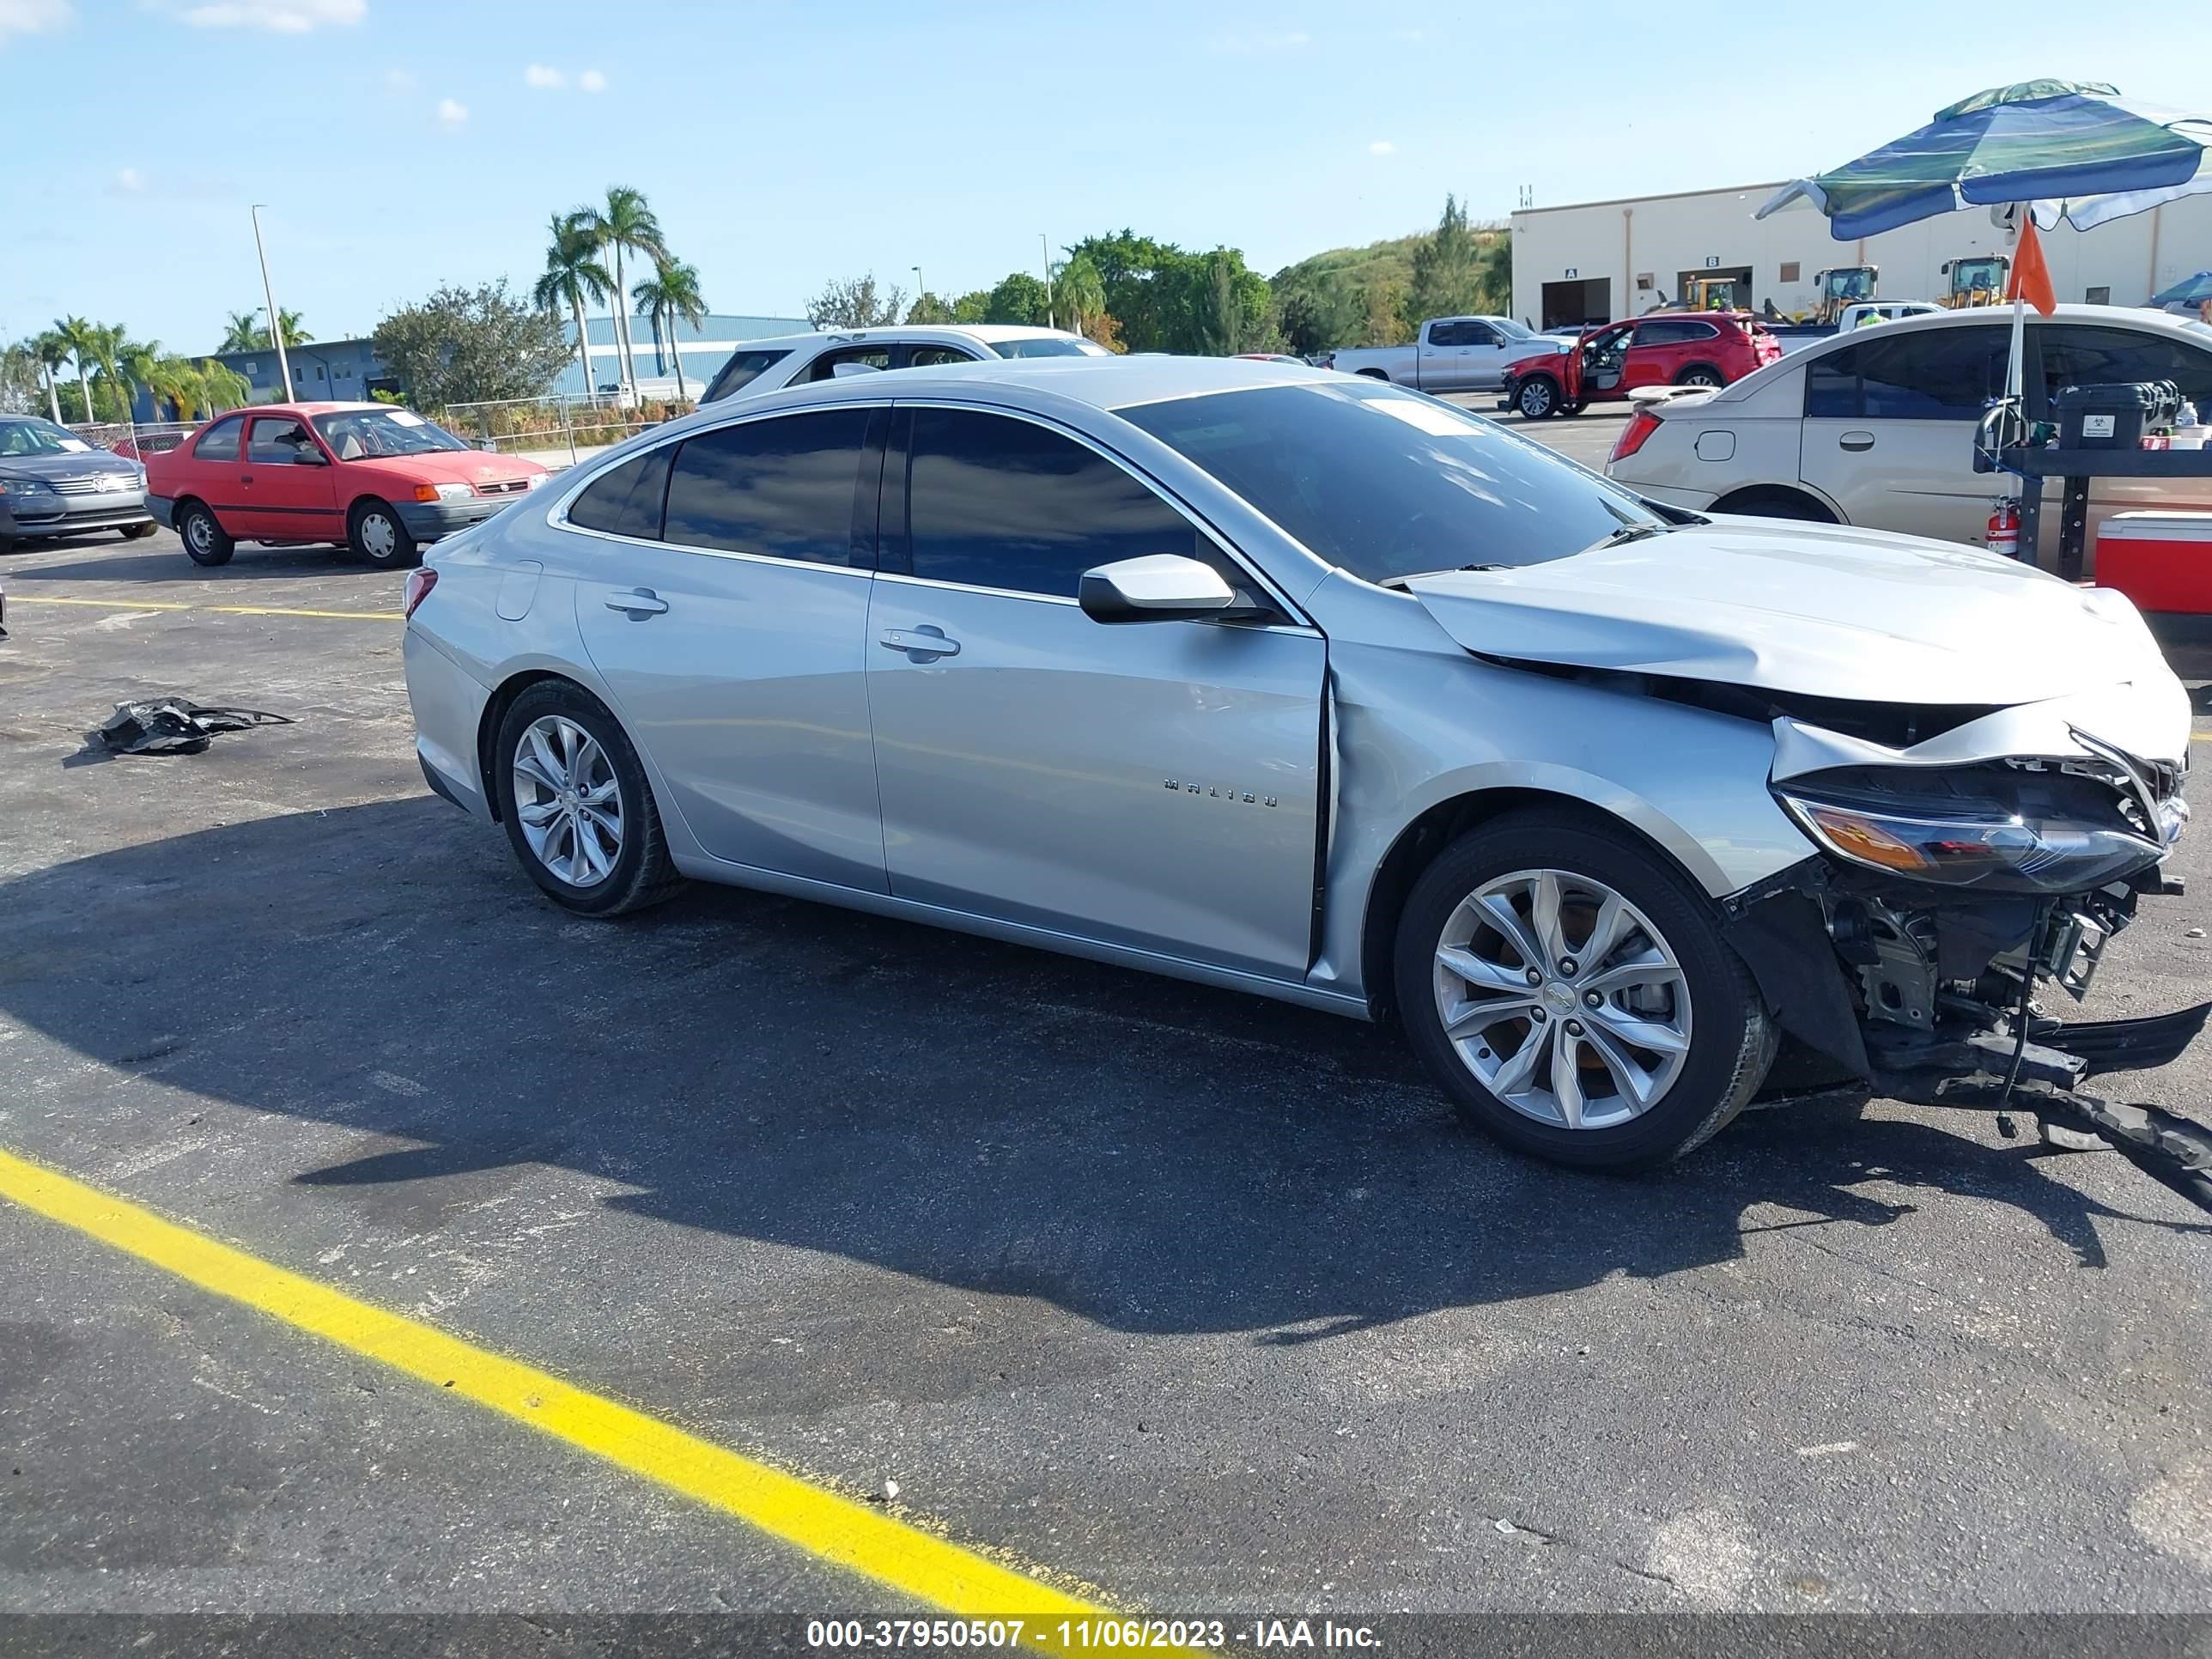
[
  {"xmin": 118, "ymin": 522, "xmax": 159, "ymax": 540},
  {"xmin": 1516, "ymin": 376, "xmax": 1560, "ymax": 419},
  {"xmin": 494, "ymin": 682, "xmax": 683, "ymax": 918},
  {"xmin": 1394, "ymin": 809, "xmax": 1775, "ymax": 1170},
  {"xmin": 177, "ymin": 501, "xmax": 234, "ymax": 567},
  {"xmin": 349, "ymin": 499, "xmax": 417, "ymax": 568}
]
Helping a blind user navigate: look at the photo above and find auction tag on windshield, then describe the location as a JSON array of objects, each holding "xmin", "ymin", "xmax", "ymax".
[
  {"xmin": 1367, "ymin": 397, "xmax": 1477, "ymax": 438},
  {"xmin": 55, "ymin": 437, "xmax": 92, "ymax": 452},
  {"xmin": 2083, "ymin": 414, "xmax": 2118, "ymax": 438},
  {"xmin": 387, "ymin": 410, "xmax": 425, "ymax": 426}
]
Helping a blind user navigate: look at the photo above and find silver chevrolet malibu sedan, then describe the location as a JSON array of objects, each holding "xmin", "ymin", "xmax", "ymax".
[{"xmin": 404, "ymin": 356, "xmax": 2197, "ymax": 1176}]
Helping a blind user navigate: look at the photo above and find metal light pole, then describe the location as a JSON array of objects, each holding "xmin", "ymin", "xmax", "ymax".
[
  {"xmin": 1040, "ymin": 233, "xmax": 1054, "ymax": 330},
  {"xmin": 250, "ymin": 204, "xmax": 295, "ymax": 401},
  {"xmin": 912, "ymin": 265, "xmax": 923, "ymax": 316}
]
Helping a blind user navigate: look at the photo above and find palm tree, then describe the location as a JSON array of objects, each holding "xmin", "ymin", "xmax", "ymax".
[
  {"xmin": 81, "ymin": 324, "xmax": 128, "ymax": 422},
  {"xmin": 631, "ymin": 257, "xmax": 708, "ymax": 403},
  {"xmin": 53, "ymin": 316, "xmax": 98, "ymax": 422},
  {"xmin": 115, "ymin": 337, "xmax": 166, "ymax": 422},
  {"xmin": 31, "ymin": 329, "xmax": 69, "ymax": 422},
  {"xmin": 191, "ymin": 359, "xmax": 251, "ymax": 417},
  {"xmin": 532, "ymin": 212, "xmax": 613, "ymax": 394},
  {"xmin": 569, "ymin": 186, "xmax": 666, "ymax": 399},
  {"xmin": 218, "ymin": 307, "xmax": 311, "ymax": 353},
  {"xmin": 142, "ymin": 356, "xmax": 205, "ymax": 422}
]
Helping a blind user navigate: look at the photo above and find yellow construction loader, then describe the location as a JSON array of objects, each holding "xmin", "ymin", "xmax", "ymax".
[{"xmin": 1940, "ymin": 255, "xmax": 2010, "ymax": 307}]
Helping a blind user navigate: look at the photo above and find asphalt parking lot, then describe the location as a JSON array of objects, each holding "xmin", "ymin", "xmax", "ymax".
[{"xmin": 4, "ymin": 419, "xmax": 2212, "ymax": 1633}]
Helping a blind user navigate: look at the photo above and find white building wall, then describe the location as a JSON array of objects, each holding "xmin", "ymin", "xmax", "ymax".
[{"xmin": 1510, "ymin": 182, "xmax": 2212, "ymax": 326}]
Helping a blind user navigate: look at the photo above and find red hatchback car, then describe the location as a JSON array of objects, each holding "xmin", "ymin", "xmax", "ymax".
[
  {"xmin": 145, "ymin": 402, "xmax": 550, "ymax": 568},
  {"xmin": 1497, "ymin": 312, "xmax": 1782, "ymax": 420}
]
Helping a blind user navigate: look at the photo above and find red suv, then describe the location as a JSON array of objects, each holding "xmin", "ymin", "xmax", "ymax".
[
  {"xmin": 1498, "ymin": 312, "xmax": 1781, "ymax": 420},
  {"xmin": 144, "ymin": 402, "xmax": 549, "ymax": 569}
]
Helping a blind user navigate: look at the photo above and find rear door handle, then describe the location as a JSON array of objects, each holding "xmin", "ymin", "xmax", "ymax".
[
  {"xmin": 605, "ymin": 587, "xmax": 668, "ymax": 617},
  {"xmin": 879, "ymin": 626, "xmax": 960, "ymax": 659},
  {"xmin": 1838, "ymin": 431, "xmax": 1875, "ymax": 453}
]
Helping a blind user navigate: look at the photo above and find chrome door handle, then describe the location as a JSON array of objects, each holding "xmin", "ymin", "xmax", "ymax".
[
  {"xmin": 1838, "ymin": 432, "xmax": 1875, "ymax": 452},
  {"xmin": 879, "ymin": 626, "xmax": 960, "ymax": 659},
  {"xmin": 605, "ymin": 588, "xmax": 668, "ymax": 617}
]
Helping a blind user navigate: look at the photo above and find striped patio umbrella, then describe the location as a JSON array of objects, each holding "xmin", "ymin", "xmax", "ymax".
[
  {"xmin": 1757, "ymin": 82, "xmax": 2212, "ymax": 238},
  {"xmin": 2149, "ymin": 271, "xmax": 2212, "ymax": 307}
]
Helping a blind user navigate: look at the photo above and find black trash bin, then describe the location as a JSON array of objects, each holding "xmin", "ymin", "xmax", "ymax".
[{"xmin": 2054, "ymin": 380, "xmax": 2181, "ymax": 450}]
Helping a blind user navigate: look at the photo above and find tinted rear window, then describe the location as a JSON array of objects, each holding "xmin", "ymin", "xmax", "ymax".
[
  {"xmin": 567, "ymin": 445, "xmax": 673, "ymax": 539},
  {"xmin": 1118, "ymin": 380, "xmax": 1658, "ymax": 585},
  {"xmin": 194, "ymin": 415, "xmax": 245, "ymax": 462},
  {"xmin": 702, "ymin": 348, "xmax": 792, "ymax": 403},
  {"xmin": 1805, "ymin": 327, "xmax": 2008, "ymax": 421},
  {"xmin": 663, "ymin": 408, "xmax": 873, "ymax": 566}
]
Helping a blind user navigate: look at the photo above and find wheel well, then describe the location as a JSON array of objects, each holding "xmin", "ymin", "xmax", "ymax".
[
  {"xmin": 1708, "ymin": 483, "xmax": 1838, "ymax": 522},
  {"xmin": 1356, "ymin": 368, "xmax": 1389, "ymax": 380},
  {"xmin": 476, "ymin": 670, "xmax": 583, "ymax": 822},
  {"xmin": 1358, "ymin": 788, "xmax": 1702, "ymax": 1025},
  {"xmin": 1519, "ymin": 372, "xmax": 1561, "ymax": 395},
  {"xmin": 173, "ymin": 495, "xmax": 207, "ymax": 520},
  {"xmin": 347, "ymin": 493, "xmax": 393, "ymax": 523},
  {"xmin": 1674, "ymin": 362, "xmax": 1724, "ymax": 383}
]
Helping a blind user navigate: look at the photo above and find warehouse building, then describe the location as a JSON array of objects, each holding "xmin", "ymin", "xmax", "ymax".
[{"xmin": 1509, "ymin": 182, "xmax": 2212, "ymax": 330}]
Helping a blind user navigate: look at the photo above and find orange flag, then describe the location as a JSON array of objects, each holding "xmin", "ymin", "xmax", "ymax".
[{"xmin": 2008, "ymin": 216, "xmax": 2057, "ymax": 317}]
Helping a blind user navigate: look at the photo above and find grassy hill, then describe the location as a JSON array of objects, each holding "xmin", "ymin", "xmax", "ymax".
[{"xmin": 1269, "ymin": 230, "xmax": 1429, "ymax": 294}]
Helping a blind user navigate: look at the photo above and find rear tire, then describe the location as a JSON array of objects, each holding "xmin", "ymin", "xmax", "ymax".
[
  {"xmin": 1393, "ymin": 809, "xmax": 1776, "ymax": 1170},
  {"xmin": 349, "ymin": 499, "xmax": 417, "ymax": 568},
  {"xmin": 494, "ymin": 681, "xmax": 684, "ymax": 918},
  {"xmin": 1674, "ymin": 364, "xmax": 1726, "ymax": 388},
  {"xmin": 1516, "ymin": 376, "xmax": 1560, "ymax": 419},
  {"xmin": 177, "ymin": 501, "xmax": 234, "ymax": 567}
]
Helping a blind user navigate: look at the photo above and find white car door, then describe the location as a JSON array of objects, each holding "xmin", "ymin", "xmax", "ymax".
[
  {"xmin": 1797, "ymin": 324, "xmax": 2010, "ymax": 544},
  {"xmin": 864, "ymin": 404, "xmax": 1328, "ymax": 981}
]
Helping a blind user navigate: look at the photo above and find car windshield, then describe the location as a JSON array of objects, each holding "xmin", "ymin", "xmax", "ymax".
[
  {"xmin": 1120, "ymin": 380, "xmax": 1662, "ymax": 585},
  {"xmin": 0, "ymin": 416, "xmax": 95, "ymax": 458},
  {"xmin": 311, "ymin": 408, "xmax": 471, "ymax": 458},
  {"xmin": 990, "ymin": 337, "xmax": 1109, "ymax": 359},
  {"xmin": 1492, "ymin": 319, "xmax": 1537, "ymax": 341}
]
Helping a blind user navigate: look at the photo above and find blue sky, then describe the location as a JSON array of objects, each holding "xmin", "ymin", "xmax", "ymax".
[{"xmin": 3, "ymin": 1, "xmax": 2201, "ymax": 353}]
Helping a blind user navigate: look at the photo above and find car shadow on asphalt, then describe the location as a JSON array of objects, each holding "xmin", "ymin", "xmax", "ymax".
[
  {"xmin": 4, "ymin": 548, "xmax": 350, "ymax": 584},
  {"xmin": 4, "ymin": 798, "xmax": 2205, "ymax": 1340}
]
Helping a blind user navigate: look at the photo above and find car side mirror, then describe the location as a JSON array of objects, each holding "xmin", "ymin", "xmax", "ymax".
[{"xmin": 1079, "ymin": 554, "xmax": 1238, "ymax": 624}]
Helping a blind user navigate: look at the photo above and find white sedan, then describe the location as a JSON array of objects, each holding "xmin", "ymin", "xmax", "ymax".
[
  {"xmin": 699, "ymin": 325, "xmax": 1110, "ymax": 404},
  {"xmin": 1605, "ymin": 305, "xmax": 2212, "ymax": 562}
]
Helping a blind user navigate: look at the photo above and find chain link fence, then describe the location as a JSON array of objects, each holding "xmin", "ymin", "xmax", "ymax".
[
  {"xmin": 64, "ymin": 419, "xmax": 198, "ymax": 461},
  {"xmin": 438, "ymin": 394, "xmax": 693, "ymax": 469}
]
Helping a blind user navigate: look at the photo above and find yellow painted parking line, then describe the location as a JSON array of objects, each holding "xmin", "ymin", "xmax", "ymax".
[
  {"xmin": 0, "ymin": 1146, "xmax": 1154, "ymax": 1649},
  {"xmin": 9, "ymin": 594, "xmax": 400, "ymax": 622}
]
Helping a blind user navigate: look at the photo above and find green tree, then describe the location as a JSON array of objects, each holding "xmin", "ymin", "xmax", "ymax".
[
  {"xmin": 805, "ymin": 273, "xmax": 905, "ymax": 329},
  {"xmin": 905, "ymin": 291, "xmax": 957, "ymax": 325},
  {"xmin": 1053, "ymin": 254, "xmax": 1121, "ymax": 349},
  {"xmin": 568, "ymin": 186, "xmax": 667, "ymax": 396},
  {"xmin": 53, "ymin": 315, "xmax": 98, "ymax": 422},
  {"xmin": 1473, "ymin": 230, "xmax": 1512, "ymax": 316},
  {"xmin": 0, "ymin": 341, "xmax": 42, "ymax": 416},
  {"xmin": 1361, "ymin": 276, "xmax": 1412, "ymax": 346},
  {"xmin": 1407, "ymin": 194, "xmax": 1483, "ymax": 326},
  {"xmin": 984, "ymin": 270, "xmax": 1048, "ymax": 325},
  {"xmin": 371, "ymin": 280, "xmax": 573, "ymax": 411},
  {"xmin": 189, "ymin": 358, "xmax": 252, "ymax": 417},
  {"xmin": 950, "ymin": 289, "xmax": 991, "ymax": 324},
  {"xmin": 631, "ymin": 257, "xmax": 708, "ymax": 404},
  {"xmin": 532, "ymin": 212, "xmax": 613, "ymax": 392},
  {"xmin": 218, "ymin": 307, "xmax": 312, "ymax": 352},
  {"xmin": 30, "ymin": 329, "xmax": 69, "ymax": 422}
]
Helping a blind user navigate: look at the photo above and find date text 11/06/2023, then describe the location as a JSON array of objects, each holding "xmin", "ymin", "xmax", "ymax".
[{"xmin": 805, "ymin": 1617, "xmax": 1385, "ymax": 1650}]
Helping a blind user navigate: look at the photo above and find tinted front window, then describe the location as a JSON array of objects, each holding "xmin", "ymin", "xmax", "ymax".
[
  {"xmin": 312, "ymin": 409, "xmax": 468, "ymax": 457},
  {"xmin": 2040, "ymin": 325, "xmax": 2212, "ymax": 409},
  {"xmin": 1428, "ymin": 321, "xmax": 1480, "ymax": 347},
  {"xmin": 1120, "ymin": 380, "xmax": 1660, "ymax": 586},
  {"xmin": 247, "ymin": 417, "xmax": 316, "ymax": 464},
  {"xmin": 663, "ymin": 409, "xmax": 873, "ymax": 565},
  {"xmin": 902, "ymin": 408, "xmax": 1202, "ymax": 598},
  {"xmin": 194, "ymin": 416, "xmax": 246, "ymax": 461},
  {"xmin": 702, "ymin": 348, "xmax": 792, "ymax": 403},
  {"xmin": 567, "ymin": 445, "xmax": 673, "ymax": 540}
]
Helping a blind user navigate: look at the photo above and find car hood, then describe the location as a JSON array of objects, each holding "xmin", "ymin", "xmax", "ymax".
[
  {"xmin": 0, "ymin": 451, "xmax": 139, "ymax": 483},
  {"xmin": 1502, "ymin": 342, "xmax": 1571, "ymax": 368},
  {"xmin": 1402, "ymin": 518, "xmax": 2172, "ymax": 709},
  {"xmin": 346, "ymin": 451, "xmax": 547, "ymax": 487}
]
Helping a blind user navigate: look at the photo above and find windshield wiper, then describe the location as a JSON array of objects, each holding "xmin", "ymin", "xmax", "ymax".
[{"xmin": 1582, "ymin": 522, "xmax": 1669, "ymax": 553}]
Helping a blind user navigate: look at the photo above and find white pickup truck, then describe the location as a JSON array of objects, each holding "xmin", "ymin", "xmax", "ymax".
[{"xmin": 1325, "ymin": 315, "xmax": 1567, "ymax": 392}]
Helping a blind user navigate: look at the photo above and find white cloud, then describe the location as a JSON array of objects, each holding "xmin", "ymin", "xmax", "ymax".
[
  {"xmin": 0, "ymin": 0, "xmax": 71, "ymax": 46},
  {"xmin": 435, "ymin": 96, "xmax": 467, "ymax": 125},
  {"xmin": 1368, "ymin": 139, "xmax": 1395, "ymax": 155},
  {"xmin": 173, "ymin": 0, "xmax": 364, "ymax": 30},
  {"xmin": 113, "ymin": 166, "xmax": 144, "ymax": 191},
  {"xmin": 384, "ymin": 65, "xmax": 417, "ymax": 93},
  {"xmin": 577, "ymin": 67, "xmax": 605, "ymax": 92},
  {"xmin": 1212, "ymin": 27, "xmax": 1309, "ymax": 53},
  {"xmin": 524, "ymin": 62, "xmax": 563, "ymax": 88}
]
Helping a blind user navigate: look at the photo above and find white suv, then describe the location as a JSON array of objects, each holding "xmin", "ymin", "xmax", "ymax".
[
  {"xmin": 700, "ymin": 325, "xmax": 1110, "ymax": 404},
  {"xmin": 1607, "ymin": 305, "xmax": 2212, "ymax": 562}
]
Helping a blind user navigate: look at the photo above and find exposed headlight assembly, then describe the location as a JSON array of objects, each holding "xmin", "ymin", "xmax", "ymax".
[
  {"xmin": 1777, "ymin": 763, "xmax": 2169, "ymax": 894},
  {"xmin": 0, "ymin": 476, "xmax": 53, "ymax": 496}
]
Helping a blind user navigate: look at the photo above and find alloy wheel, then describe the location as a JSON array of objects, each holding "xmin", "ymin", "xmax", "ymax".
[
  {"xmin": 1431, "ymin": 867, "xmax": 1691, "ymax": 1130},
  {"xmin": 359, "ymin": 510, "xmax": 398, "ymax": 562},
  {"xmin": 511, "ymin": 714, "xmax": 623, "ymax": 888}
]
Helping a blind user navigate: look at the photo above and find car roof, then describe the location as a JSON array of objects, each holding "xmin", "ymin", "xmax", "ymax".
[
  {"xmin": 738, "ymin": 325, "xmax": 1093, "ymax": 350},
  {"xmin": 215, "ymin": 402, "xmax": 388, "ymax": 417}
]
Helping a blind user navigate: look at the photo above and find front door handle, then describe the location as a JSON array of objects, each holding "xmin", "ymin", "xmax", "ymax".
[
  {"xmin": 1838, "ymin": 431, "xmax": 1875, "ymax": 453},
  {"xmin": 879, "ymin": 626, "xmax": 960, "ymax": 659},
  {"xmin": 605, "ymin": 587, "xmax": 668, "ymax": 617}
]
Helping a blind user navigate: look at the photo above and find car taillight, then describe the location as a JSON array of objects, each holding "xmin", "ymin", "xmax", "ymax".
[
  {"xmin": 1610, "ymin": 410, "xmax": 1663, "ymax": 464},
  {"xmin": 403, "ymin": 566, "xmax": 438, "ymax": 619}
]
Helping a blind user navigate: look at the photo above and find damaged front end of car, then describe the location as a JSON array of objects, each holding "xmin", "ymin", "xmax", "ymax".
[{"xmin": 1725, "ymin": 702, "xmax": 2212, "ymax": 1212}]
